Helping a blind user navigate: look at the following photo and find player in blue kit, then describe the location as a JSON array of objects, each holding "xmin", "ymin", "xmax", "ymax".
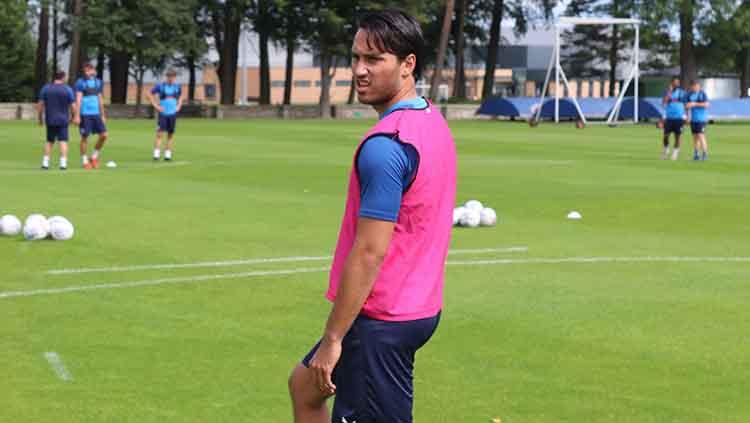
[
  {"xmin": 662, "ymin": 77, "xmax": 688, "ymax": 160},
  {"xmin": 686, "ymin": 80, "xmax": 710, "ymax": 161},
  {"xmin": 37, "ymin": 70, "xmax": 76, "ymax": 170},
  {"xmin": 74, "ymin": 63, "xmax": 108, "ymax": 169},
  {"xmin": 147, "ymin": 69, "xmax": 184, "ymax": 161}
]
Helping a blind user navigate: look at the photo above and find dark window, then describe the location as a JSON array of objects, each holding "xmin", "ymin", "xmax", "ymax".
[
  {"xmin": 271, "ymin": 80, "xmax": 285, "ymax": 88},
  {"xmin": 294, "ymin": 80, "xmax": 312, "ymax": 88},
  {"xmin": 315, "ymin": 80, "xmax": 322, "ymax": 87},
  {"xmin": 204, "ymin": 84, "xmax": 216, "ymax": 99},
  {"xmin": 335, "ymin": 80, "xmax": 352, "ymax": 87}
]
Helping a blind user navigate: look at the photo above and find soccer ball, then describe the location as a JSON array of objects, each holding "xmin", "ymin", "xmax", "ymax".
[
  {"xmin": 459, "ymin": 208, "xmax": 481, "ymax": 228},
  {"xmin": 48, "ymin": 216, "xmax": 74, "ymax": 241},
  {"xmin": 464, "ymin": 200, "xmax": 483, "ymax": 212},
  {"xmin": 0, "ymin": 214, "xmax": 22, "ymax": 236},
  {"xmin": 480, "ymin": 208, "xmax": 497, "ymax": 226},
  {"xmin": 23, "ymin": 214, "xmax": 50, "ymax": 241},
  {"xmin": 453, "ymin": 207, "xmax": 467, "ymax": 226}
]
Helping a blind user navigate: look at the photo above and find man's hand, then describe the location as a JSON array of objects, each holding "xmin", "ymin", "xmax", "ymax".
[
  {"xmin": 156, "ymin": 106, "xmax": 164, "ymax": 113},
  {"xmin": 73, "ymin": 116, "xmax": 81, "ymax": 126},
  {"xmin": 101, "ymin": 115, "xmax": 107, "ymax": 124},
  {"xmin": 307, "ymin": 338, "xmax": 342, "ymax": 395}
]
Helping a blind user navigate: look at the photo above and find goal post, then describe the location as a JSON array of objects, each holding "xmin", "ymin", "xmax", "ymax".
[{"xmin": 534, "ymin": 16, "xmax": 641, "ymax": 125}]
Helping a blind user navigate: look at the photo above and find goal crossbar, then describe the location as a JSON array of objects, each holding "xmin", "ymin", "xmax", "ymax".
[{"xmin": 534, "ymin": 17, "xmax": 641, "ymax": 125}]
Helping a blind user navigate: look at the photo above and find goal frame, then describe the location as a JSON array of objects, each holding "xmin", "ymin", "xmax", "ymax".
[{"xmin": 534, "ymin": 17, "xmax": 641, "ymax": 125}]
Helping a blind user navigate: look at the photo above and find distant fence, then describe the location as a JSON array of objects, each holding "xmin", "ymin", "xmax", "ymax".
[{"xmin": 0, "ymin": 103, "xmax": 488, "ymax": 121}]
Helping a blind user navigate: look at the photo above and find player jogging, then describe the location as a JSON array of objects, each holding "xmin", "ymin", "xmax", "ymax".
[
  {"xmin": 37, "ymin": 70, "xmax": 76, "ymax": 170},
  {"xmin": 74, "ymin": 63, "xmax": 108, "ymax": 169},
  {"xmin": 686, "ymin": 80, "xmax": 710, "ymax": 161},
  {"xmin": 147, "ymin": 69, "xmax": 183, "ymax": 161},
  {"xmin": 289, "ymin": 9, "xmax": 456, "ymax": 423},
  {"xmin": 662, "ymin": 77, "xmax": 688, "ymax": 160}
]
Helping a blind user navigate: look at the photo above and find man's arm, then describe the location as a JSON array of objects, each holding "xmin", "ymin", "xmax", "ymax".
[
  {"xmin": 308, "ymin": 217, "xmax": 394, "ymax": 394},
  {"xmin": 176, "ymin": 88, "xmax": 184, "ymax": 113},
  {"xmin": 148, "ymin": 86, "xmax": 163, "ymax": 112},
  {"xmin": 98, "ymin": 93, "xmax": 106, "ymax": 123},
  {"xmin": 36, "ymin": 100, "xmax": 44, "ymax": 126},
  {"xmin": 662, "ymin": 89, "xmax": 671, "ymax": 106},
  {"xmin": 74, "ymin": 92, "xmax": 82, "ymax": 124}
]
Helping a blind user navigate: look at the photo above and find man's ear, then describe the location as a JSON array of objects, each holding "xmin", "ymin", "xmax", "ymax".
[{"xmin": 402, "ymin": 54, "xmax": 416, "ymax": 78}]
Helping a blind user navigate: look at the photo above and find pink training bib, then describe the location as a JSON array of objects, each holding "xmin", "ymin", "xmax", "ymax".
[{"xmin": 327, "ymin": 101, "xmax": 457, "ymax": 321}]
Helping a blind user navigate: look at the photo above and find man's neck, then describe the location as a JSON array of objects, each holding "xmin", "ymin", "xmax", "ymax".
[
  {"xmin": 374, "ymin": 82, "xmax": 418, "ymax": 115},
  {"xmin": 53, "ymin": 80, "xmax": 64, "ymax": 84}
]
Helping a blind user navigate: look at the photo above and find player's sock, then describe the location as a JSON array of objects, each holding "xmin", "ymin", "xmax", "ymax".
[
  {"xmin": 42, "ymin": 156, "xmax": 50, "ymax": 169},
  {"xmin": 165, "ymin": 150, "xmax": 172, "ymax": 161},
  {"xmin": 671, "ymin": 148, "xmax": 680, "ymax": 160},
  {"xmin": 153, "ymin": 148, "xmax": 161, "ymax": 160},
  {"xmin": 693, "ymin": 150, "xmax": 700, "ymax": 160},
  {"xmin": 60, "ymin": 157, "xmax": 68, "ymax": 169},
  {"xmin": 82, "ymin": 155, "xmax": 89, "ymax": 165},
  {"xmin": 661, "ymin": 146, "xmax": 670, "ymax": 160},
  {"xmin": 92, "ymin": 149, "xmax": 100, "ymax": 160}
]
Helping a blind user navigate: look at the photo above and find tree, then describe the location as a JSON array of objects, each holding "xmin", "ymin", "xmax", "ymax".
[
  {"xmin": 249, "ymin": 0, "xmax": 281, "ymax": 105},
  {"xmin": 172, "ymin": 0, "xmax": 209, "ymax": 102},
  {"xmin": 0, "ymin": 0, "xmax": 34, "ymax": 101},
  {"xmin": 703, "ymin": 0, "xmax": 750, "ymax": 96},
  {"xmin": 429, "ymin": 0, "xmax": 455, "ymax": 101},
  {"xmin": 207, "ymin": 0, "xmax": 252, "ymax": 105},
  {"xmin": 67, "ymin": 0, "xmax": 84, "ymax": 85},
  {"xmin": 34, "ymin": 1, "xmax": 50, "ymax": 101},
  {"xmin": 452, "ymin": 0, "xmax": 468, "ymax": 99},
  {"xmin": 481, "ymin": 0, "xmax": 502, "ymax": 100},
  {"xmin": 278, "ymin": 0, "xmax": 312, "ymax": 105}
]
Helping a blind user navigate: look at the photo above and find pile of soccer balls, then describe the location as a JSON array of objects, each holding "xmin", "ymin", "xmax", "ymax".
[
  {"xmin": 453, "ymin": 200, "xmax": 497, "ymax": 228},
  {"xmin": 0, "ymin": 213, "xmax": 75, "ymax": 241}
]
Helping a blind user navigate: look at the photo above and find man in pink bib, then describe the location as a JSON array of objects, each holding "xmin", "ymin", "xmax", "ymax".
[{"xmin": 289, "ymin": 9, "xmax": 457, "ymax": 423}]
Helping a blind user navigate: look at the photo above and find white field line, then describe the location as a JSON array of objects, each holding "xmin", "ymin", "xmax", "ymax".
[
  {"xmin": 447, "ymin": 256, "xmax": 750, "ymax": 266},
  {"xmin": 45, "ymin": 247, "xmax": 529, "ymax": 275},
  {"xmin": 1, "ymin": 267, "xmax": 329, "ymax": 299},
  {"xmin": 43, "ymin": 352, "xmax": 73, "ymax": 381},
  {"xmin": 1, "ymin": 255, "xmax": 747, "ymax": 300}
]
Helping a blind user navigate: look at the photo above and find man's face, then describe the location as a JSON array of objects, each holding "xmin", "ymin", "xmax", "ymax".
[
  {"xmin": 85, "ymin": 67, "xmax": 96, "ymax": 78},
  {"xmin": 351, "ymin": 29, "xmax": 412, "ymax": 107},
  {"xmin": 672, "ymin": 79, "xmax": 681, "ymax": 89},
  {"xmin": 691, "ymin": 83, "xmax": 700, "ymax": 92},
  {"xmin": 167, "ymin": 75, "xmax": 176, "ymax": 84}
]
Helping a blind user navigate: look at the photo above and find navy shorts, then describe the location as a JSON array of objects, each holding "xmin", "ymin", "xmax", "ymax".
[
  {"xmin": 663, "ymin": 119, "xmax": 684, "ymax": 135},
  {"xmin": 158, "ymin": 115, "xmax": 177, "ymax": 134},
  {"xmin": 46, "ymin": 125, "xmax": 69, "ymax": 142},
  {"xmin": 303, "ymin": 312, "xmax": 441, "ymax": 423},
  {"xmin": 691, "ymin": 121, "xmax": 707, "ymax": 134},
  {"xmin": 79, "ymin": 115, "xmax": 107, "ymax": 137}
]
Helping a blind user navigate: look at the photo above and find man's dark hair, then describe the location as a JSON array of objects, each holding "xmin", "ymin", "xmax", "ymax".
[
  {"xmin": 166, "ymin": 68, "xmax": 177, "ymax": 77},
  {"xmin": 672, "ymin": 76, "xmax": 680, "ymax": 82},
  {"xmin": 54, "ymin": 70, "xmax": 66, "ymax": 81},
  {"xmin": 358, "ymin": 9, "xmax": 425, "ymax": 81},
  {"xmin": 83, "ymin": 62, "xmax": 94, "ymax": 70},
  {"xmin": 690, "ymin": 79, "xmax": 699, "ymax": 85}
]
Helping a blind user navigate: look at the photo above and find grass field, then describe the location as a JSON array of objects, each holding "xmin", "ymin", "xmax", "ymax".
[{"xmin": 1, "ymin": 117, "xmax": 748, "ymax": 422}]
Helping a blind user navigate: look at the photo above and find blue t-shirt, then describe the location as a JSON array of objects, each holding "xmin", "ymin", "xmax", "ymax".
[
  {"xmin": 40, "ymin": 83, "xmax": 75, "ymax": 126},
  {"xmin": 664, "ymin": 87, "xmax": 687, "ymax": 120},
  {"xmin": 687, "ymin": 90, "xmax": 708, "ymax": 123},
  {"xmin": 151, "ymin": 83, "xmax": 182, "ymax": 116},
  {"xmin": 75, "ymin": 78, "xmax": 103, "ymax": 116},
  {"xmin": 356, "ymin": 97, "xmax": 427, "ymax": 222}
]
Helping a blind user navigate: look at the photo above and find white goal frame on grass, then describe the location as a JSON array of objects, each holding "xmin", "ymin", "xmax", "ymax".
[{"xmin": 534, "ymin": 17, "xmax": 641, "ymax": 125}]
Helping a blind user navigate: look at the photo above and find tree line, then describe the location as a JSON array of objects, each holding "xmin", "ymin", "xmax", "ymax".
[{"xmin": 2, "ymin": 0, "xmax": 750, "ymax": 106}]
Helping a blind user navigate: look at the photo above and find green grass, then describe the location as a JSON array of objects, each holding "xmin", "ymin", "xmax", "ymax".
[{"xmin": 1, "ymin": 118, "xmax": 748, "ymax": 422}]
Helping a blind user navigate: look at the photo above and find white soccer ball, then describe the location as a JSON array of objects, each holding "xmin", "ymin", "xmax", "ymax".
[
  {"xmin": 480, "ymin": 208, "xmax": 497, "ymax": 226},
  {"xmin": 464, "ymin": 200, "xmax": 484, "ymax": 212},
  {"xmin": 48, "ymin": 216, "xmax": 74, "ymax": 241},
  {"xmin": 453, "ymin": 207, "xmax": 467, "ymax": 226},
  {"xmin": 0, "ymin": 214, "xmax": 22, "ymax": 236},
  {"xmin": 106, "ymin": 160, "xmax": 117, "ymax": 168},
  {"xmin": 459, "ymin": 208, "xmax": 481, "ymax": 228},
  {"xmin": 23, "ymin": 214, "xmax": 50, "ymax": 241}
]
